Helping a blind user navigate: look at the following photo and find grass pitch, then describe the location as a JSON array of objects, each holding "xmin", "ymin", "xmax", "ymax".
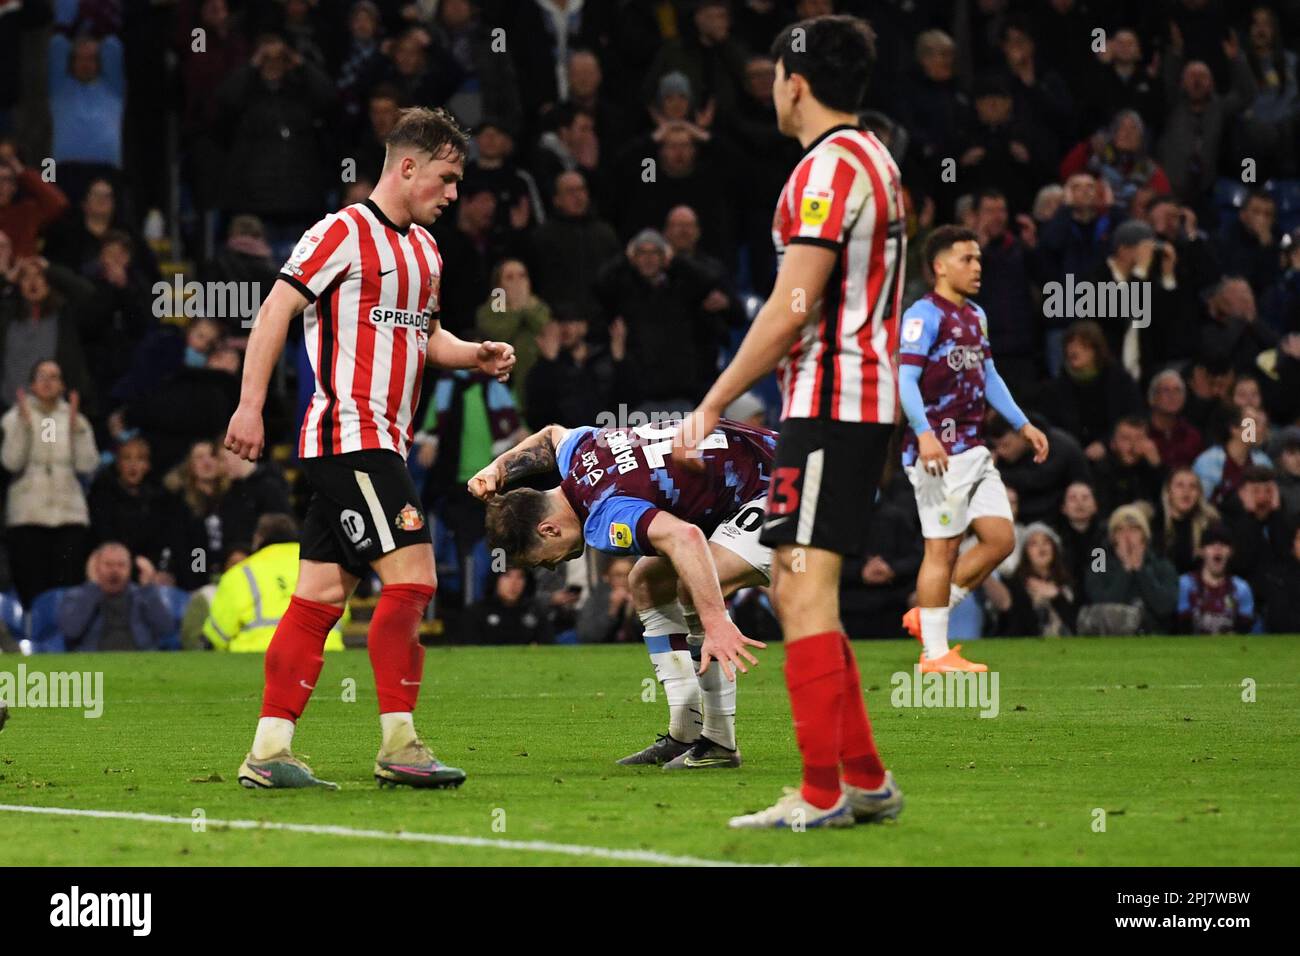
[{"xmin": 1, "ymin": 636, "xmax": 1296, "ymax": 866}]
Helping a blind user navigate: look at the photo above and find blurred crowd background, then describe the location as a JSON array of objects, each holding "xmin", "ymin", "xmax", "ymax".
[{"xmin": 1, "ymin": 0, "xmax": 1300, "ymax": 654}]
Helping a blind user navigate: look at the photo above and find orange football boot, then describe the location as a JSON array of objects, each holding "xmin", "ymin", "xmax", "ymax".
[
  {"xmin": 919, "ymin": 644, "xmax": 989, "ymax": 673},
  {"xmin": 901, "ymin": 606, "xmax": 922, "ymax": 643}
]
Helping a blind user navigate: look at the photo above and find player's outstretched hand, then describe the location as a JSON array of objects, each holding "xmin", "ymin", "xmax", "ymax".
[
  {"xmin": 698, "ymin": 617, "xmax": 767, "ymax": 682},
  {"xmin": 671, "ymin": 406, "xmax": 720, "ymax": 473},
  {"xmin": 476, "ymin": 341, "xmax": 516, "ymax": 382},
  {"xmin": 1021, "ymin": 422, "xmax": 1050, "ymax": 464},
  {"xmin": 917, "ymin": 430, "xmax": 948, "ymax": 476},
  {"xmin": 467, "ymin": 463, "xmax": 503, "ymax": 501},
  {"xmin": 224, "ymin": 404, "xmax": 264, "ymax": 461}
]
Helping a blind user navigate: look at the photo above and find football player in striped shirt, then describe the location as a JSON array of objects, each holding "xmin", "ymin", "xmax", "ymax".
[
  {"xmin": 676, "ymin": 15, "xmax": 905, "ymax": 829},
  {"xmin": 897, "ymin": 226, "xmax": 1048, "ymax": 672},
  {"xmin": 224, "ymin": 107, "xmax": 516, "ymax": 790}
]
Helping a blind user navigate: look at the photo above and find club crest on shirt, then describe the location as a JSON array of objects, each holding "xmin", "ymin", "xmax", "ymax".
[
  {"xmin": 609, "ymin": 522, "xmax": 633, "ymax": 548},
  {"xmin": 394, "ymin": 502, "xmax": 425, "ymax": 532},
  {"xmin": 799, "ymin": 188, "xmax": 833, "ymax": 227}
]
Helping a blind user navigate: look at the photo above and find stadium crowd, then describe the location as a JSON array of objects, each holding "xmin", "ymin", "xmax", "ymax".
[{"xmin": 1, "ymin": 0, "xmax": 1299, "ymax": 652}]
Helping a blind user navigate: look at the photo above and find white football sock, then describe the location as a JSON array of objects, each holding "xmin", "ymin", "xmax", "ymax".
[
  {"xmin": 640, "ymin": 603, "xmax": 702, "ymax": 742},
  {"xmin": 379, "ymin": 711, "xmax": 417, "ymax": 752},
  {"xmin": 251, "ymin": 716, "xmax": 294, "ymax": 760},
  {"xmin": 919, "ymin": 606, "xmax": 950, "ymax": 660},
  {"xmin": 683, "ymin": 605, "xmax": 737, "ymax": 750},
  {"xmin": 949, "ymin": 583, "xmax": 970, "ymax": 608}
]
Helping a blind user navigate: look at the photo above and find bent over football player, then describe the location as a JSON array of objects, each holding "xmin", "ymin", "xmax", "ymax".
[{"xmin": 469, "ymin": 419, "xmax": 772, "ymax": 771}]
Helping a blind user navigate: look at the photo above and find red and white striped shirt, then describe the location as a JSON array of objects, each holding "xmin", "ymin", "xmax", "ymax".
[
  {"xmin": 772, "ymin": 124, "xmax": 906, "ymax": 423},
  {"xmin": 279, "ymin": 200, "xmax": 442, "ymax": 460}
]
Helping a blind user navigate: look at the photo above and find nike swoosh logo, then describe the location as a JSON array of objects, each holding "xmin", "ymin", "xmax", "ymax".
[
  {"xmin": 685, "ymin": 757, "xmax": 733, "ymax": 767},
  {"xmin": 765, "ymin": 515, "xmax": 792, "ymax": 527},
  {"xmin": 379, "ymin": 267, "xmax": 398, "ymax": 278},
  {"xmin": 299, "ymin": 680, "xmax": 315, "ymax": 690},
  {"xmin": 399, "ymin": 678, "xmax": 421, "ymax": 686}
]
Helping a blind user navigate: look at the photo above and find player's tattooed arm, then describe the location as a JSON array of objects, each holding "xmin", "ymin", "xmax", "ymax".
[{"xmin": 468, "ymin": 424, "xmax": 567, "ymax": 499}]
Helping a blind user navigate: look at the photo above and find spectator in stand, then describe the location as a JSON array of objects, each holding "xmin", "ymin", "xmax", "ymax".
[
  {"xmin": 662, "ymin": 204, "xmax": 744, "ymax": 328},
  {"xmin": 899, "ymin": 30, "xmax": 964, "ymax": 209},
  {"xmin": 1182, "ymin": 351, "xmax": 1236, "ymax": 436},
  {"xmin": 1261, "ymin": 228, "xmax": 1300, "ymax": 337},
  {"xmin": 174, "ymin": 0, "xmax": 250, "ymax": 213},
  {"xmin": 111, "ymin": 315, "xmax": 222, "ymax": 406},
  {"xmin": 215, "ymin": 33, "xmax": 335, "ymax": 250},
  {"xmin": 0, "ymin": 258, "xmax": 95, "ymax": 414},
  {"xmin": 1038, "ymin": 173, "xmax": 1114, "ymax": 374},
  {"xmin": 217, "ymin": 444, "xmax": 292, "ymax": 554},
  {"xmin": 1146, "ymin": 369, "xmax": 1204, "ymax": 472},
  {"xmin": 1274, "ymin": 431, "xmax": 1300, "ymax": 521},
  {"xmin": 474, "ymin": 259, "xmax": 552, "ymax": 414},
  {"xmin": 529, "ymin": 170, "xmax": 620, "ymax": 324},
  {"xmin": 1259, "ymin": 524, "xmax": 1300, "ymax": 632},
  {"xmin": 525, "ymin": 314, "xmax": 633, "ymax": 429},
  {"xmin": 998, "ymin": 19, "xmax": 1074, "ymax": 163},
  {"xmin": 1033, "ymin": 320, "xmax": 1141, "ymax": 464},
  {"xmin": 593, "ymin": 228, "xmax": 727, "ymax": 411},
  {"xmin": 125, "ymin": 344, "xmax": 242, "ymax": 475},
  {"xmin": 839, "ymin": 496, "xmax": 923, "ymax": 639},
  {"xmin": 984, "ymin": 522, "xmax": 1079, "ymax": 637},
  {"xmin": 429, "ymin": 0, "xmax": 522, "ymax": 135},
  {"xmin": 1175, "ymin": 523, "xmax": 1256, "ymax": 635},
  {"xmin": 1082, "ymin": 28, "xmax": 1162, "ymax": 134},
  {"xmin": 87, "ymin": 435, "xmax": 175, "ymax": 572},
  {"xmin": 1153, "ymin": 466, "xmax": 1222, "ymax": 576},
  {"xmin": 48, "ymin": 32, "xmax": 126, "ymax": 198},
  {"xmin": 463, "ymin": 118, "xmax": 543, "ymax": 252},
  {"xmin": 567, "ymin": 48, "xmax": 636, "ymax": 160},
  {"xmin": 1193, "ymin": 406, "xmax": 1273, "ymax": 506},
  {"xmin": 433, "ymin": 182, "xmax": 526, "ymax": 335},
  {"xmin": 1060, "ymin": 111, "xmax": 1171, "ymax": 212},
  {"xmin": 990, "ymin": 412, "xmax": 1092, "ymax": 525},
  {"xmin": 532, "ymin": 104, "xmax": 605, "ymax": 215},
  {"xmin": 1, "ymin": 358, "xmax": 98, "ymax": 605},
  {"xmin": 1092, "ymin": 415, "xmax": 1164, "ymax": 518},
  {"xmin": 359, "ymin": 25, "xmax": 455, "ymax": 122},
  {"xmin": 498, "ymin": 0, "xmax": 618, "ymax": 125},
  {"xmin": 160, "ymin": 438, "xmax": 232, "ymax": 591},
  {"xmin": 1055, "ymin": 480, "xmax": 1105, "ymax": 589},
  {"xmin": 1146, "ymin": 195, "xmax": 1220, "ymax": 299},
  {"xmin": 0, "ymin": 140, "xmax": 70, "ymax": 259},
  {"xmin": 614, "ymin": 121, "xmax": 736, "ymax": 266},
  {"xmin": 1221, "ymin": 465, "xmax": 1290, "ymax": 593},
  {"xmin": 58, "ymin": 542, "xmax": 173, "ymax": 652},
  {"xmin": 201, "ymin": 216, "xmax": 279, "ymax": 336},
  {"xmin": 414, "ymin": 358, "xmax": 527, "ymax": 606},
  {"xmin": 1241, "ymin": 5, "xmax": 1298, "ymax": 180},
  {"xmin": 81, "ymin": 232, "xmax": 156, "ymax": 411},
  {"xmin": 1082, "ymin": 504, "xmax": 1178, "ymax": 634},
  {"xmin": 350, "ymin": 83, "xmax": 401, "ymax": 185},
  {"xmin": 1216, "ymin": 191, "xmax": 1280, "ymax": 298},
  {"xmin": 44, "ymin": 177, "xmax": 155, "ymax": 281},
  {"xmin": 952, "ymin": 73, "xmax": 1050, "ymax": 218},
  {"xmin": 332, "ymin": 0, "xmax": 385, "ymax": 131},
  {"xmin": 576, "ymin": 556, "xmax": 640, "ymax": 644},
  {"xmin": 972, "ymin": 188, "xmax": 1044, "ymax": 394},
  {"xmin": 203, "ymin": 512, "xmax": 346, "ymax": 653},
  {"xmin": 1158, "ymin": 26, "xmax": 1257, "ymax": 206},
  {"xmin": 458, "ymin": 567, "xmax": 554, "ymax": 645},
  {"xmin": 643, "ymin": 0, "xmax": 748, "ymax": 119}
]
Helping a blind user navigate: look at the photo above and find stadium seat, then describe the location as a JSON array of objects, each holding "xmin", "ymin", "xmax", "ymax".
[
  {"xmin": 157, "ymin": 585, "xmax": 191, "ymax": 651},
  {"xmin": 28, "ymin": 588, "xmax": 68, "ymax": 654}
]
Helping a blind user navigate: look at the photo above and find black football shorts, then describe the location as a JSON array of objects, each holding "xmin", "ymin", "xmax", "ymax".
[
  {"xmin": 299, "ymin": 449, "xmax": 432, "ymax": 577},
  {"xmin": 759, "ymin": 418, "xmax": 895, "ymax": 557}
]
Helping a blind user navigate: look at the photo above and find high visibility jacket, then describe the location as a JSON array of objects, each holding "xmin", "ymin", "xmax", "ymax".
[{"xmin": 203, "ymin": 543, "xmax": 348, "ymax": 652}]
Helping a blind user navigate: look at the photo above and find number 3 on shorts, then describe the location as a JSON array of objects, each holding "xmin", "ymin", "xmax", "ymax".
[{"xmin": 769, "ymin": 466, "xmax": 801, "ymax": 515}]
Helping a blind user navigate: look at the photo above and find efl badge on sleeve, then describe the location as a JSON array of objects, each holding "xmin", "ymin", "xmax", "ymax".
[
  {"xmin": 799, "ymin": 188, "xmax": 834, "ymax": 227},
  {"xmin": 394, "ymin": 502, "xmax": 425, "ymax": 532},
  {"xmin": 902, "ymin": 317, "xmax": 924, "ymax": 343},
  {"xmin": 609, "ymin": 522, "xmax": 633, "ymax": 549}
]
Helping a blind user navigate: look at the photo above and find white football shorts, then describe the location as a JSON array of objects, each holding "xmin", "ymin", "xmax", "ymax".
[{"xmin": 905, "ymin": 445, "xmax": 1013, "ymax": 539}]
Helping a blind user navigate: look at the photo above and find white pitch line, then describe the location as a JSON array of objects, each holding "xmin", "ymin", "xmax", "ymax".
[{"xmin": 0, "ymin": 803, "xmax": 781, "ymax": 868}]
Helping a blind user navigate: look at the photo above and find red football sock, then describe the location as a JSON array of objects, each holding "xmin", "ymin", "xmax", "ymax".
[
  {"xmin": 783, "ymin": 631, "xmax": 847, "ymax": 809},
  {"xmin": 369, "ymin": 583, "xmax": 434, "ymax": 713},
  {"xmin": 260, "ymin": 595, "xmax": 344, "ymax": 721},
  {"xmin": 839, "ymin": 635, "xmax": 887, "ymax": 790}
]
